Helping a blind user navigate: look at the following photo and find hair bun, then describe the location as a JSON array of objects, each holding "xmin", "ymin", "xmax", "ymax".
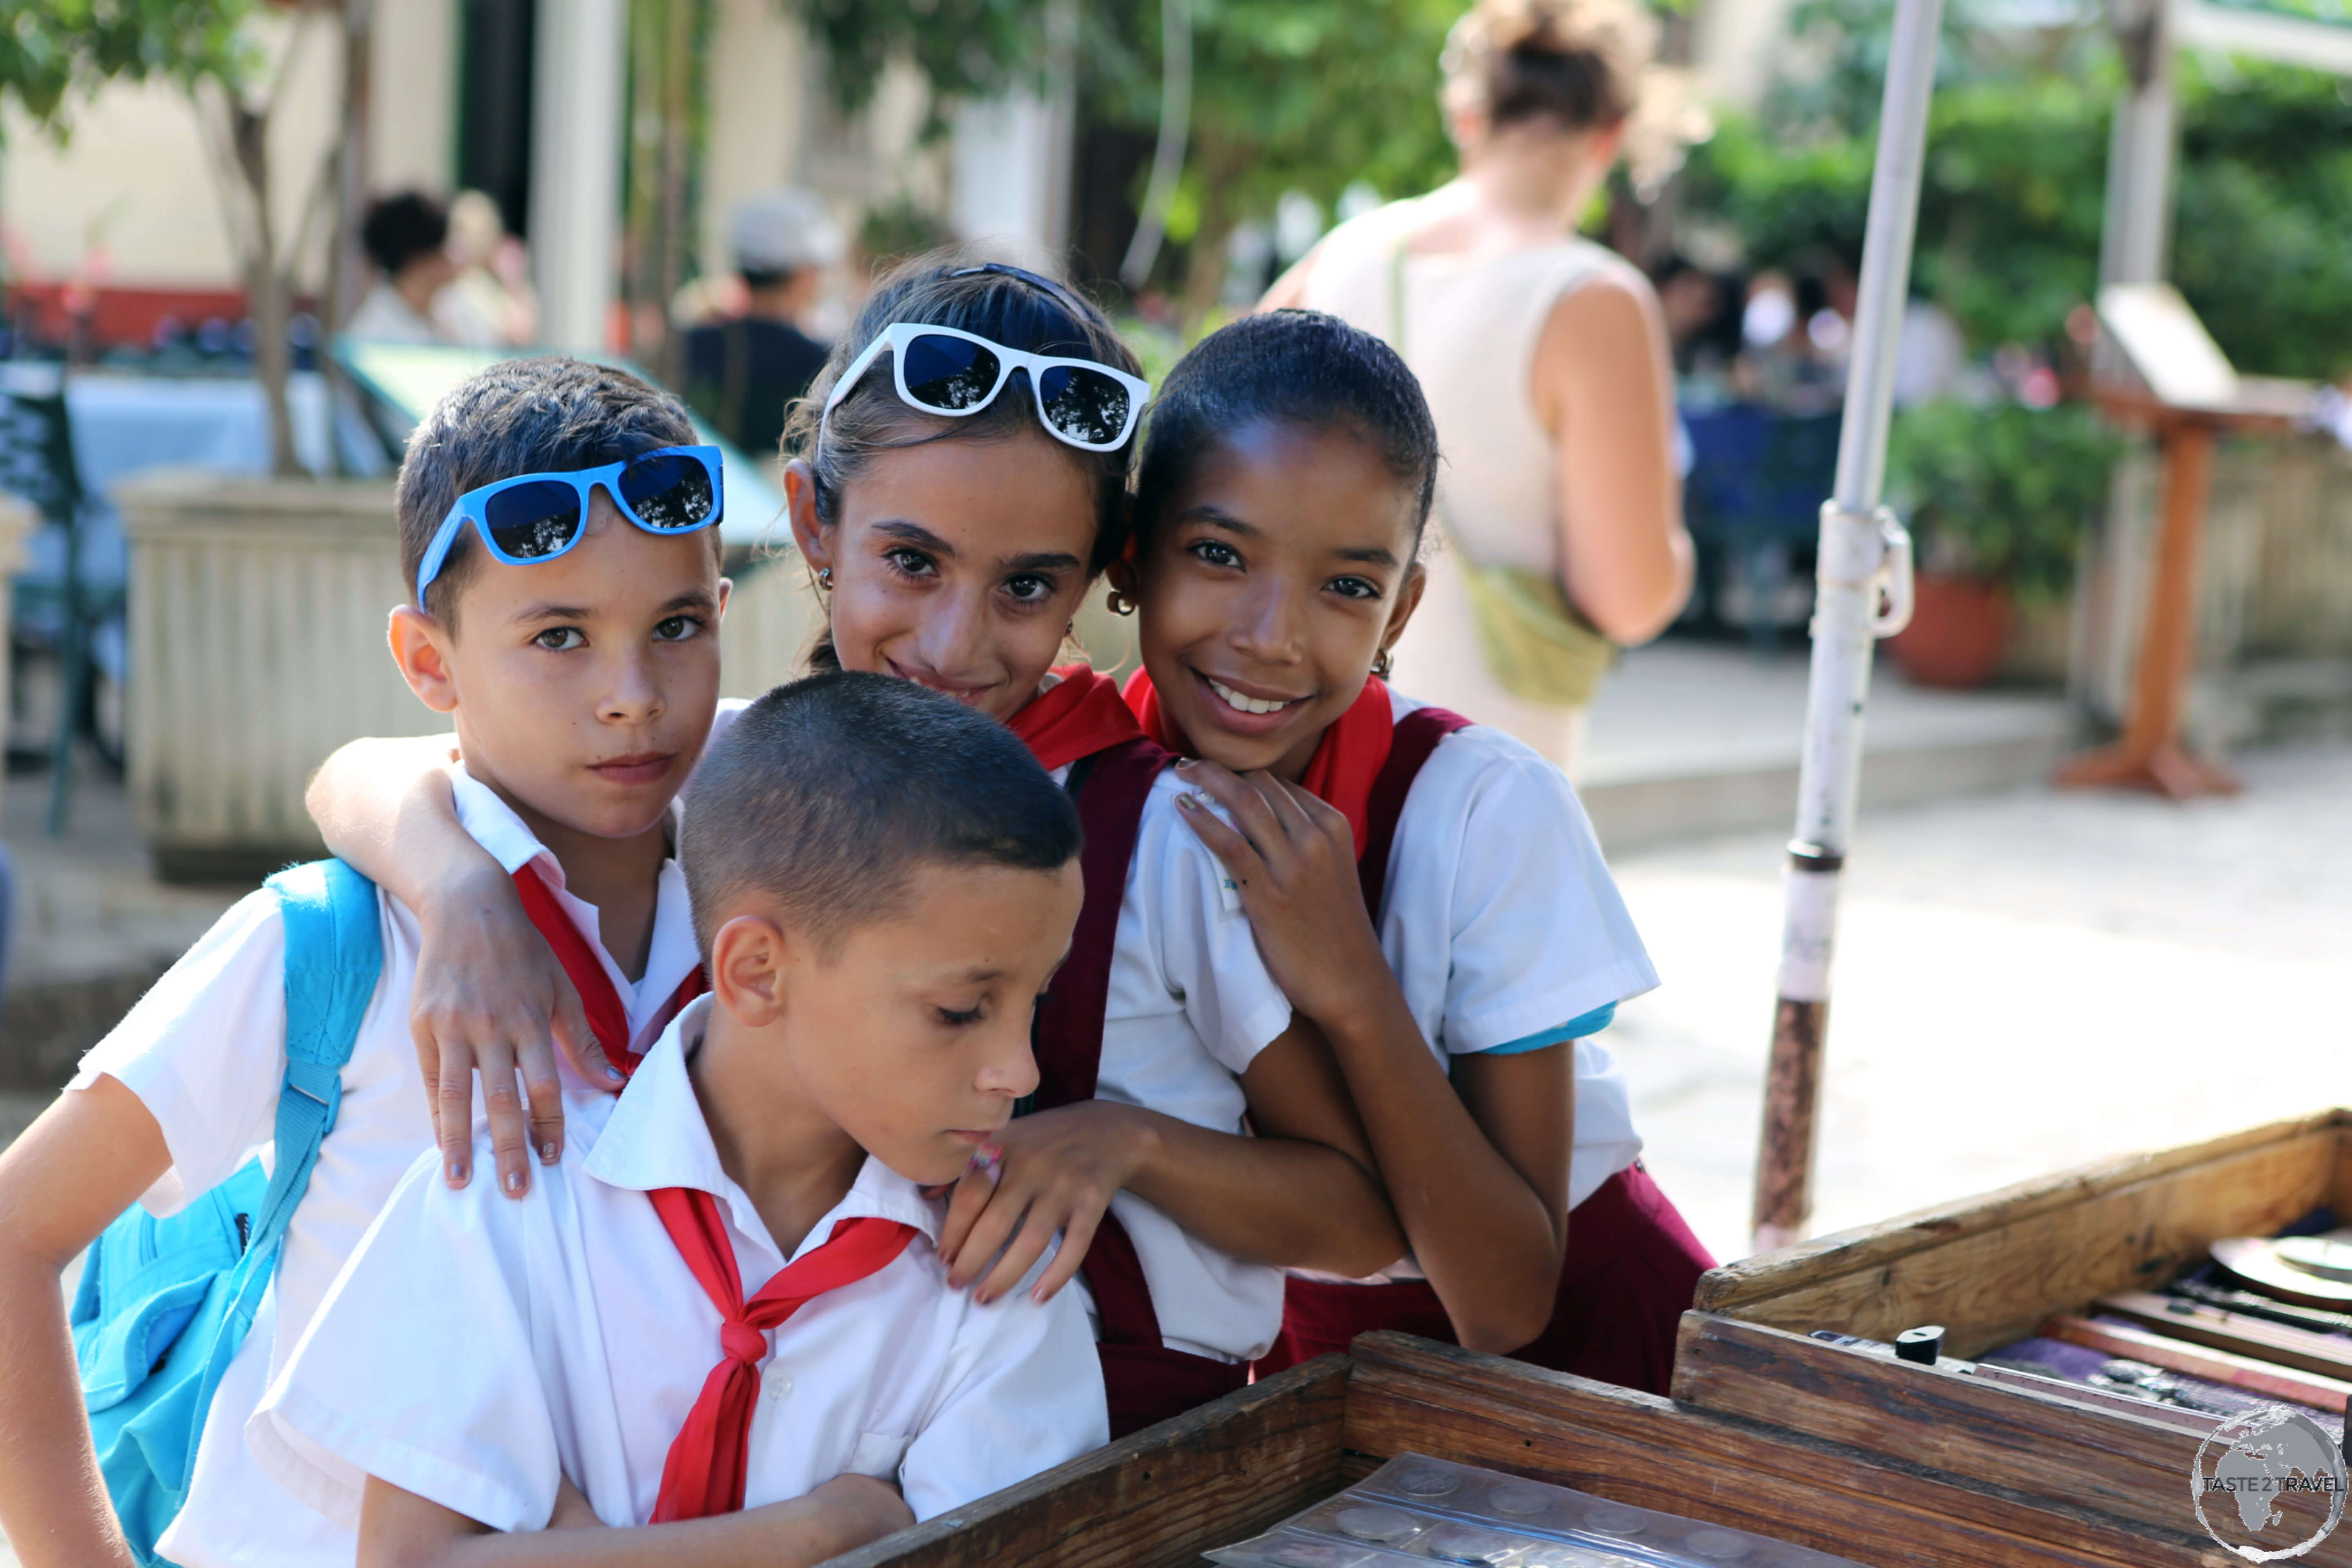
[{"xmin": 1441, "ymin": 0, "xmax": 1709, "ymax": 198}]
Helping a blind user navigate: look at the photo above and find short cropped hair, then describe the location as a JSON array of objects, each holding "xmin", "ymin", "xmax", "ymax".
[
  {"xmin": 679, "ymin": 671, "xmax": 1081, "ymax": 959},
  {"xmin": 395, "ymin": 356, "xmax": 709, "ymax": 625},
  {"xmin": 1134, "ymin": 310, "xmax": 1441, "ymax": 554},
  {"xmin": 362, "ymin": 191, "xmax": 451, "ymax": 277}
]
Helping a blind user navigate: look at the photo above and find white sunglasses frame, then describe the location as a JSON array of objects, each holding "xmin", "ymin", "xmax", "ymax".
[{"xmin": 819, "ymin": 321, "xmax": 1152, "ymax": 453}]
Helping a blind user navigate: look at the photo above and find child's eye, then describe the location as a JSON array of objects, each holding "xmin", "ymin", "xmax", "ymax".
[
  {"xmin": 1002, "ymin": 573, "xmax": 1056, "ymax": 605},
  {"xmin": 936, "ymin": 1003, "xmax": 985, "ymax": 1027},
  {"xmin": 884, "ymin": 548, "xmax": 938, "ymax": 581},
  {"xmin": 533, "ymin": 627, "xmax": 586, "ymax": 651},
  {"xmin": 1187, "ymin": 539, "xmax": 1242, "ymax": 570},
  {"xmin": 1327, "ymin": 576, "xmax": 1382, "ymax": 601},
  {"xmin": 653, "ymin": 615, "xmax": 705, "ymax": 642}
]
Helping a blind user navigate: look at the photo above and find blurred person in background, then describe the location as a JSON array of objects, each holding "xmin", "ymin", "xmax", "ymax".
[
  {"xmin": 346, "ymin": 191, "xmax": 501, "ymax": 347},
  {"xmin": 682, "ymin": 189, "xmax": 843, "ymax": 459},
  {"xmin": 1263, "ymin": 0, "xmax": 1695, "ymax": 776},
  {"xmin": 442, "ymin": 189, "xmax": 537, "ymax": 347}
]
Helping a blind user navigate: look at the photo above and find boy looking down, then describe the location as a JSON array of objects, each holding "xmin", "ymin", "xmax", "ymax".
[
  {"xmin": 257, "ymin": 673, "xmax": 1105, "ymax": 1563},
  {"xmin": 0, "ymin": 356, "xmax": 726, "ymax": 1568}
]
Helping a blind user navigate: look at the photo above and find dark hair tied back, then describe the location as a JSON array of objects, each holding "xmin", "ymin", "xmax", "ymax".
[
  {"xmin": 1133, "ymin": 311, "xmax": 1440, "ymax": 556},
  {"xmin": 781, "ymin": 253, "xmax": 1143, "ymax": 577}
]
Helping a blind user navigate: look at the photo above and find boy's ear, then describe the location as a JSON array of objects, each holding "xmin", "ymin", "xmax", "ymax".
[
  {"xmin": 782, "ymin": 459, "xmax": 831, "ymax": 579},
  {"xmin": 1378, "ymin": 561, "xmax": 1428, "ymax": 667},
  {"xmin": 388, "ymin": 606, "xmax": 460, "ymax": 715},
  {"xmin": 710, "ymin": 913, "xmax": 789, "ymax": 1027}
]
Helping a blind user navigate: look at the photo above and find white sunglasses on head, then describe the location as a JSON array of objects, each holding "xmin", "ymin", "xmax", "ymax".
[{"xmin": 820, "ymin": 321, "xmax": 1152, "ymax": 453}]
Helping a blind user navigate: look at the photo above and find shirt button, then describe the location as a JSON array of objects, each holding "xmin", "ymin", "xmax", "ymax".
[{"xmin": 763, "ymin": 1367, "xmax": 793, "ymax": 1401}]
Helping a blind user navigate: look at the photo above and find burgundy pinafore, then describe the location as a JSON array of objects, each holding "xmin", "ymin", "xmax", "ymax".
[
  {"xmin": 1256, "ymin": 708, "xmax": 1717, "ymax": 1396},
  {"xmin": 1030, "ymin": 737, "xmax": 1252, "ymax": 1438}
]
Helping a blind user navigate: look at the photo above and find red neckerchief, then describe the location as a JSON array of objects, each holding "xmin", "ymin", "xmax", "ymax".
[
  {"xmin": 509, "ymin": 865, "xmax": 914, "ymax": 1522},
  {"xmin": 1121, "ymin": 669, "xmax": 1397, "ymax": 858},
  {"xmin": 1006, "ymin": 665, "xmax": 1149, "ymax": 773},
  {"xmin": 645, "ymin": 1197, "xmax": 915, "ymax": 1521}
]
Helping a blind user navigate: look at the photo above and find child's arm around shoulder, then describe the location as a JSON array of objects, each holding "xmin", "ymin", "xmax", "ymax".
[{"xmin": 306, "ymin": 733, "xmax": 612, "ymax": 1198}]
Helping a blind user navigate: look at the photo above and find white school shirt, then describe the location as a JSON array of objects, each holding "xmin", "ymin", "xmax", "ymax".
[
  {"xmin": 69, "ymin": 767, "xmax": 701, "ymax": 1568},
  {"xmin": 703, "ymin": 700, "xmax": 1298, "ymax": 1366},
  {"xmin": 1301, "ymin": 688, "xmax": 1660, "ymax": 1286},
  {"xmin": 254, "ymin": 995, "xmax": 1108, "ymax": 1531},
  {"xmin": 1085, "ymin": 768, "xmax": 1297, "ymax": 1364}
]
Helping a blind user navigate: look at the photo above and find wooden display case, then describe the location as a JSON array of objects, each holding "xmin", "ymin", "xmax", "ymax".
[
  {"xmin": 1673, "ymin": 1110, "xmax": 2352, "ymax": 1564},
  {"xmin": 829, "ymin": 1333, "xmax": 2245, "ymax": 1567}
]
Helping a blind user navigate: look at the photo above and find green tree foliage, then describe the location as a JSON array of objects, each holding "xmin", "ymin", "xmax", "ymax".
[
  {"xmin": 0, "ymin": 0, "xmax": 254, "ymax": 136},
  {"xmin": 1886, "ymin": 399, "xmax": 2120, "ymax": 600},
  {"xmin": 795, "ymin": 0, "xmax": 1054, "ymax": 114},
  {"xmin": 1677, "ymin": 0, "xmax": 2352, "ymax": 376},
  {"xmin": 1082, "ymin": 0, "xmax": 1461, "ymax": 313}
]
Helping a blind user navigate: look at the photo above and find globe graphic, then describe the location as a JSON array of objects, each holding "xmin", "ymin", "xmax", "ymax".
[{"xmin": 2192, "ymin": 1404, "xmax": 2348, "ymax": 1561}]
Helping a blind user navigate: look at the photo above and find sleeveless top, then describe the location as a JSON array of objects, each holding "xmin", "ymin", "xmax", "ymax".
[{"xmin": 1300, "ymin": 200, "xmax": 1628, "ymax": 776}]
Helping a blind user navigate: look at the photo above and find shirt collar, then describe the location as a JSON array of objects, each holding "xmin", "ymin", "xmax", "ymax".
[
  {"xmin": 584, "ymin": 996, "xmax": 944, "ymax": 1257},
  {"xmin": 449, "ymin": 765, "xmax": 700, "ymax": 1030},
  {"xmin": 450, "ymin": 764, "xmax": 564, "ymax": 882}
]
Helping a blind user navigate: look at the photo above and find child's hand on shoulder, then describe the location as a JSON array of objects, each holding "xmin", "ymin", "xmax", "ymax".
[
  {"xmin": 411, "ymin": 861, "xmax": 623, "ymax": 1200},
  {"xmin": 934, "ymin": 1102, "xmax": 1156, "ymax": 1306},
  {"xmin": 1171, "ymin": 759, "xmax": 1396, "ymax": 1029}
]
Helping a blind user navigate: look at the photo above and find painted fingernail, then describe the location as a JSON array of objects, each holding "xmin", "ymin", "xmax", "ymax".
[
  {"xmin": 540, "ymin": 1140, "xmax": 558, "ymax": 1163},
  {"xmin": 1177, "ymin": 793, "xmax": 1199, "ymax": 809},
  {"xmin": 448, "ymin": 1161, "xmax": 468, "ymax": 1186},
  {"xmin": 967, "ymin": 1145, "xmax": 1004, "ymax": 1183},
  {"xmin": 504, "ymin": 1169, "xmax": 525, "ymax": 1194},
  {"xmin": 1031, "ymin": 1283, "xmax": 1049, "ymax": 1305},
  {"xmin": 605, "ymin": 1065, "xmax": 624, "ymax": 1081}
]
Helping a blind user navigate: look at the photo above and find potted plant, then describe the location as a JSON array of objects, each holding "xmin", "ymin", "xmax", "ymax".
[{"xmin": 1882, "ymin": 398, "xmax": 2119, "ymax": 688}]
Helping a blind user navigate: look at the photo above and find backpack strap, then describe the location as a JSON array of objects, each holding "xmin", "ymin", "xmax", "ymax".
[
  {"xmin": 250, "ymin": 859, "xmax": 381, "ymax": 1253},
  {"xmin": 1357, "ymin": 706, "xmax": 1472, "ymax": 920}
]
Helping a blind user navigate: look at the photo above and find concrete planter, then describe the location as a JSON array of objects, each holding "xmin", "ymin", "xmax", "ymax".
[{"xmin": 118, "ymin": 471, "xmax": 439, "ymax": 882}]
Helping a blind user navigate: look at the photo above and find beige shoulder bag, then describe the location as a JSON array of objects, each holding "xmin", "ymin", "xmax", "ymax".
[{"xmin": 1390, "ymin": 242, "xmax": 1617, "ymax": 710}]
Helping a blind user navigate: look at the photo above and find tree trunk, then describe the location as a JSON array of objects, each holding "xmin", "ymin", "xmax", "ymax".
[{"xmin": 1174, "ymin": 139, "xmax": 1249, "ymax": 335}]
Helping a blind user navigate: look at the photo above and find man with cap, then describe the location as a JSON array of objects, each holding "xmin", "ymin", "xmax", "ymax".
[{"xmin": 684, "ymin": 189, "xmax": 844, "ymax": 457}]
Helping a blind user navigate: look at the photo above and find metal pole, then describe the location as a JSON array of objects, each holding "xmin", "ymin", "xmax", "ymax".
[{"xmin": 1748, "ymin": 0, "xmax": 1941, "ymax": 1254}]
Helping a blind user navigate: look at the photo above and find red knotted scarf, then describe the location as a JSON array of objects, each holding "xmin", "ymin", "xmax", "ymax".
[
  {"xmin": 1120, "ymin": 670, "xmax": 1399, "ymax": 858},
  {"xmin": 1005, "ymin": 665, "xmax": 1149, "ymax": 773},
  {"xmin": 510, "ymin": 866, "xmax": 914, "ymax": 1522}
]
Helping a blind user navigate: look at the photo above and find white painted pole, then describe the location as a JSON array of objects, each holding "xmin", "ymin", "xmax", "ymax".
[
  {"xmin": 1748, "ymin": 0, "xmax": 1939, "ymax": 1254},
  {"xmin": 530, "ymin": 0, "xmax": 627, "ymax": 353}
]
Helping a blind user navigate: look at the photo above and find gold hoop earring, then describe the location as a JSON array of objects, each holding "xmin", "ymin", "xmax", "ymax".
[
  {"xmin": 816, "ymin": 567, "xmax": 833, "ymax": 590},
  {"xmin": 1372, "ymin": 648, "xmax": 1394, "ymax": 678},
  {"xmin": 1106, "ymin": 590, "xmax": 1136, "ymax": 617}
]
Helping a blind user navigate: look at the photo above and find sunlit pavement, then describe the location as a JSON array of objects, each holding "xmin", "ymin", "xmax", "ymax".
[{"xmin": 1611, "ymin": 738, "xmax": 2352, "ymax": 1267}]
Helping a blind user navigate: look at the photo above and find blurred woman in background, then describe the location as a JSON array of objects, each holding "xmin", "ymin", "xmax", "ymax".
[{"xmin": 1263, "ymin": 0, "xmax": 1697, "ymax": 775}]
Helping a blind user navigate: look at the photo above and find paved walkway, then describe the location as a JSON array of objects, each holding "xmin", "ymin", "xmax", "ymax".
[{"xmin": 1612, "ymin": 737, "xmax": 2352, "ymax": 1265}]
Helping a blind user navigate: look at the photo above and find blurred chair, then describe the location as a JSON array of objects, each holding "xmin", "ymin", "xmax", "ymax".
[
  {"xmin": 0, "ymin": 386, "xmax": 116, "ymax": 834},
  {"xmin": 1683, "ymin": 406, "xmax": 1842, "ymax": 650}
]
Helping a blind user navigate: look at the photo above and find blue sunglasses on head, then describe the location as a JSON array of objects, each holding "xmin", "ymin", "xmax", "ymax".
[{"xmin": 415, "ymin": 445, "xmax": 726, "ymax": 605}]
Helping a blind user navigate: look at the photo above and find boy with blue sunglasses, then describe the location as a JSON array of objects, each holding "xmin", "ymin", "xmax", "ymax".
[{"xmin": 0, "ymin": 357, "xmax": 780, "ymax": 1568}]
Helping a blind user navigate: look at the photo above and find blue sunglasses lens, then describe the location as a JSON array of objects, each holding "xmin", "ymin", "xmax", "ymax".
[
  {"xmin": 900, "ymin": 333, "xmax": 1000, "ymax": 411},
  {"xmin": 1038, "ymin": 365, "xmax": 1131, "ymax": 447},
  {"xmin": 617, "ymin": 452, "xmax": 717, "ymax": 532},
  {"xmin": 483, "ymin": 480, "xmax": 586, "ymax": 560}
]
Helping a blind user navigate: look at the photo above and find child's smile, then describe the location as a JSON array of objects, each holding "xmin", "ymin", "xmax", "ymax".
[{"xmin": 1130, "ymin": 419, "xmax": 1425, "ymax": 780}]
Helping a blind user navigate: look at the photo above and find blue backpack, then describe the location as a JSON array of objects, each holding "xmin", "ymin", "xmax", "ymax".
[{"xmin": 69, "ymin": 859, "xmax": 382, "ymax": 1566}]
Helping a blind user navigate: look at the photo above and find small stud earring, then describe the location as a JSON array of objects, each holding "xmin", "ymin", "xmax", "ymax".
[
  {"xmin": 1372, "ymin": 648, "xmax": 1394, "ymax": 678},
  {"xmin": 1106, "ymin": 590, "xmax": 1136, "ymax": 617},
  {"xmin": 816, "ymin": 567, "xmax": 833, "ymax": 589}
]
